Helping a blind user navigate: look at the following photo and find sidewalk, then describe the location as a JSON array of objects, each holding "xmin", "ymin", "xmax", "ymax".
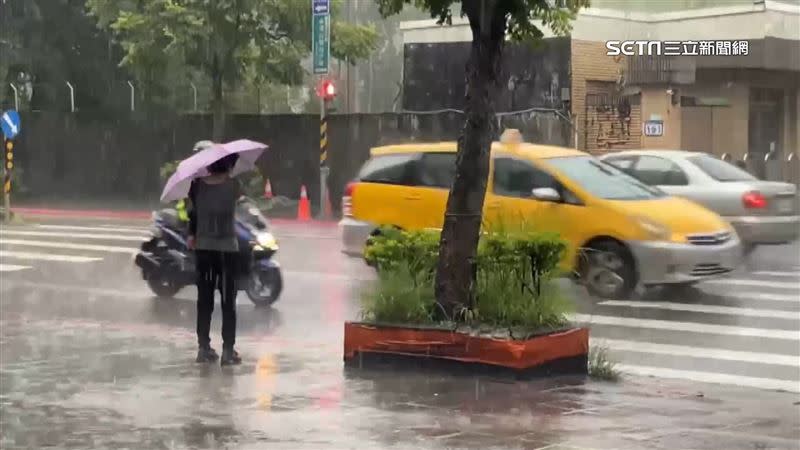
[{"xmin": 5, "ymin": 204, "xmax": 339, "ymax": 226}]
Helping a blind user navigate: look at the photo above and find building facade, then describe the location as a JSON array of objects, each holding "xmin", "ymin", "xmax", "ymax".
[{"xmin": 400, "ymin": 0, "xmax": 799, "ymax": 179}]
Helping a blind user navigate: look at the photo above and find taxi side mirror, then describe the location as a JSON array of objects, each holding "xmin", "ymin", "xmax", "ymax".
[{"xmin": 531, "ymin": 187, "xmax": 561, "ymax": 203}]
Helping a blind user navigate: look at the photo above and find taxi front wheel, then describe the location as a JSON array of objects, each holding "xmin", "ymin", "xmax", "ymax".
[{"xmin": 580, "ymin": 240, "xmax": 637, "ymax": 300}]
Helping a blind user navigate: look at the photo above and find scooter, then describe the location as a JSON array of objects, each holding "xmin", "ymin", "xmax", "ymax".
[{"xmin": 134, "ymin": 197, "xmax": 283, "ymax": 306}]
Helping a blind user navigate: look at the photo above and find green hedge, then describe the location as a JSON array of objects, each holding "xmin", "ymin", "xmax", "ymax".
[{"xmin": 361, "ymin": 227, "xmax": 573, "ymax": 330}]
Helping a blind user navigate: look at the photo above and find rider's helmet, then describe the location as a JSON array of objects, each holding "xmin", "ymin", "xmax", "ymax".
[{"xmin": 193, "ymin": 140, "xmax": 215, "ymax": 153}]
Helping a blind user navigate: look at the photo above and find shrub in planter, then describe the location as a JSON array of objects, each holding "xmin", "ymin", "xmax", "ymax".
[{"xmin": 348, "ymin": 228, "xmax": 588, "ymax": 377}]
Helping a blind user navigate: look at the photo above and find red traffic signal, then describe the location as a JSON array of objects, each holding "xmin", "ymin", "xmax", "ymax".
[{"xmin": 317, "ymin": 79, "xmax": 336, "ymax": 100}]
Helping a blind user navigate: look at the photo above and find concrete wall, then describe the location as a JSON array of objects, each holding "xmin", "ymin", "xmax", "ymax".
[
  {"xmin": 13, "ymin": 111, "xmax": 571, "ymax": 212},
  {"xmin": 641, "ymin": 87, "xmax": 682, "ymax": 150}
]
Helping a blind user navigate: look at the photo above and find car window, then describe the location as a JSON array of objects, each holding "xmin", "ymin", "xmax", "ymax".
[
  {"xmin": 418, "ymin": 152, "xmax": 456, "ymax": 189},
  {"xmin": 358, "ymin": 153, "xmax": 418, "ymax": 185},
  {"xmin": 604, "ymin": 156, "xmax": 639, "ymax": 176},
  {"xmin": 544, "ymin": 156, "xmax": 666, "ymax": 201},
  {"xmin": 633, "ymin": 156, "xmax": 689, "ymax": 186},
  {"xmin": 493, "ymin": 157, "xmax": 557, "ymax": 198},
  {"xmin": 686, "ymin": 154, "xmax": 757, "ymax": 182}
]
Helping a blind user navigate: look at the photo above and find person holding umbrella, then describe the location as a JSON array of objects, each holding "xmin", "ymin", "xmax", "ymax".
[{"xmin": 161, "ymin": 139, "xmax": 268, "ymax": 366}]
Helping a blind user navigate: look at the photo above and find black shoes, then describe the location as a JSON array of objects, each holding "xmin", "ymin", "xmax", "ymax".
[
  {"xmin": 196, "ymin": 346, "xmax": 219, "ymax": 363},
  {"xmin": 220, "ymin": 348, "xmax": 242, "ymax": 366}
]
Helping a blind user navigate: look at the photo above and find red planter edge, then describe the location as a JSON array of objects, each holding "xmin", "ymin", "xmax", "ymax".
[{"xmin": 343, "ymin": 321, "xmax": 589, "ymax": 374}]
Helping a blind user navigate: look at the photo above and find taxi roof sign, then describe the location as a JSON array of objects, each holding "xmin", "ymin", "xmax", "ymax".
[{"xmin": 500, "ymin": 129, "xmax": 522, "ymax": 145}]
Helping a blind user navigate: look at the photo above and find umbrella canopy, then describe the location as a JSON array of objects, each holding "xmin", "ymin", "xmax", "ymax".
[{"xmin": 160, "ymin": 139, "xmax": 267, "ymax": 203}]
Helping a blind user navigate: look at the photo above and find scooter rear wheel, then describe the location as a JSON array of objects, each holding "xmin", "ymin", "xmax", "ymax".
[{"xmin": 147, "ymin": 277, "xmax": 181, "ymax": 298}]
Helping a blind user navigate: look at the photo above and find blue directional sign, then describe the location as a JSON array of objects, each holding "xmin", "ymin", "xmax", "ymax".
[
  {"xmin": 312, "ymin": 0, "xmax": 330, "ymax": 75},
  {"xmin": 312, "ymin": 0, "xmax": 329, "ymax": 15},
  {"xmin": 1, "ymin": 110, "xmax": 20, "ymax": 140}
]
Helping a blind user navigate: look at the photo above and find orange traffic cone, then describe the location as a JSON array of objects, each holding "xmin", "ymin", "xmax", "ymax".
[
  {"xmin": 264, "ymin": 179, "xmax": 273, "ymax": 200},
  {"xmin": 297, "ymin": 185, "xmax": 311, "ymax": 221}
]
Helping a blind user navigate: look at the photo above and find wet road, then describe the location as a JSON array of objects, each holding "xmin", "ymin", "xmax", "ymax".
[{"xmin": 1, "ymin": 218, "xmax": 799, "ymax": 449}]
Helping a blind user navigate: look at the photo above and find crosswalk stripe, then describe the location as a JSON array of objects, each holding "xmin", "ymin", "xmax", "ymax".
[
  {"xmin": 571, "ymin": 313, "xmax": 800, "ymax": 340},
  {"xmin": 615, "ymin": 364, "xmax": 800, "ymax": 393},
  {"xmin": 0, "ymin": 239, "xmax": 137, "ymax": 254},
  {"xmin": 703, "ymin": 278, "xmax": 800, "ymax": 289},
  {"xmin": 594, "ymin": 338, "xmax": 800, "ymax": 367},
  {"xmin": 598, "ymin": 300, "xmax": 799, "ymax": 319},
  {"xmin": 751, "ymin": 270, "xmax": 800, "ymax": 278},
  {"xmin": 712, "ymin": 291, "xmax": 800, "ymax": 303},
  {"xmin": 0, "ymin": 264, "xmax": 31, "ymax": 272},
  {"xmin": 37, "ymin": 224, "xmax": 150, "ymax": 235},
  {"xmin": 0, "ymin": 250, "xmax": 103, "ymax": 263},
  {"xmin": 0, "ymin": 230, "xmax": 146, "ymax": 242}
]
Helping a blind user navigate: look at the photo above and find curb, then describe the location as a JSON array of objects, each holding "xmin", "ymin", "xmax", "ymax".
[{"xmin": 10, "ymin": 207, "xmax": 339, "ymax": 227}]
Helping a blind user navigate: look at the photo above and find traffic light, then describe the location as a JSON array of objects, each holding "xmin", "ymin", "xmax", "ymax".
[
  {"xmin": 317, "ymin": 78, "xmax": 336, "ymax": 101},
  {"xmin": 4, "ymin": 140, "xmax": 12, "ymax": 171}
]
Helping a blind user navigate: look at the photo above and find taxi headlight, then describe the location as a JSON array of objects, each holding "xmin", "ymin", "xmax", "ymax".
[{"xmin": 636, "ymin": 216, "xmax": 671, "ymax": 241}]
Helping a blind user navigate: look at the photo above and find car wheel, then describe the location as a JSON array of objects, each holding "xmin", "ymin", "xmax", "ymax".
[{"xmin": 580, "ymin": 240, "xmax": 637, "ymax": 299}]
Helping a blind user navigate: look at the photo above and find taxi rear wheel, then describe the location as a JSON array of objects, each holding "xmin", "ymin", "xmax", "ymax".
[{"xmin": 580, "ymin": 240, "xmax": 637, "ymax": 299}]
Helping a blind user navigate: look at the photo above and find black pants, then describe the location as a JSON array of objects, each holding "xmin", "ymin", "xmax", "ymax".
[{"xmin": 196, "ymin": 250, "xmax": 237, "ymax": 350}]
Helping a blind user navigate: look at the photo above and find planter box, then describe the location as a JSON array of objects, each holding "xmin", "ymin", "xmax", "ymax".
[{"xmin": 344, "ymin": 322, "xmax": 589, "ymax": 378}]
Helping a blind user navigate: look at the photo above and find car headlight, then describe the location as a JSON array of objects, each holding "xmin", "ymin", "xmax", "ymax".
[
  {"xmin": 255, "ymin": 232, "xmax": 278, "ymax": 250},
  {"xmin": 636, "ymin": 216, "xmax": 671, "ymax": 241}
]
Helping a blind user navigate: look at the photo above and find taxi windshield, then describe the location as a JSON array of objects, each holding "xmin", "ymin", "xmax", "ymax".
[{"xmin": 545, "ymin": 156, "xmax": 666, "ymax": 201}]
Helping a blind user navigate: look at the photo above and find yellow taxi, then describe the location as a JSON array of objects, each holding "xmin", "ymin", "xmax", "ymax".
[{"xmin": 339, "ymin": 132, "xmax": 743, "ymax": 298}]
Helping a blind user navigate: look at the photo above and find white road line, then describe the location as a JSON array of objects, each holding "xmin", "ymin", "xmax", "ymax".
[
  {"xmin": 703, "ymin": 278, "xmax": 800, "ymax": 289},
  {"xmin": 714, "ymin": 291, "xmax": 800, "ymax": 303},
  {"xmin": 0, "ymin": 239, "xmax": 137, "ymax": 254},
  {"xmin": 0, "ymin": 230, "xmax": 146, "ymax": 242},
  {"xmin": 616, "ymin": 364, "xmax": 800, "ymax": 393},
  {"xmin": 0, "ymin": 264, "xmax": 31, "ymax": 272},
  {"xmin": 37, "ymin": 224, "xmax": 150, "ymax": 235},
  {"xmin": 571, "ymin": 313, "xmax": 800, "ymax": 340},
  {"xmin": 752, "ymin": 270, "xmax": 800, "ymax": 278},
  {"xmin": 593, "ymin": 338, "xmax": 800, "ymax": 367},
  {"xmin": 0, "ymin": 250, "xmax": 103, "ymax": 263},
  {"xmin": 598, "ymin": 300, "xmax": 799, "ymax": 319}
]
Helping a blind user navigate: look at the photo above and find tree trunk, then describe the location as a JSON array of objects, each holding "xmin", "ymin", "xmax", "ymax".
[
  {"xmin": 434, "ymin": 0, "xmax": 505, "ymax": 319},
  {"xmin": 211, "ymin": 54, "xmax": 225, "ymax": 141}
]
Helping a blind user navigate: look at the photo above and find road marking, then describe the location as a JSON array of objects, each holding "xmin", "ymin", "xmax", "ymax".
[
  {"xmin": 0, "ymin": 264, "xmax": 31, "ymax": 272},
  {"xmin": 709, "ymin": 290, "xmax": 800, "ymax": 303},
  {"xmin": 0, "ymin": 239, "xmax": 137, "ymax": 254},
  {"xmin": 616, "ymin": 364, "xmax": 800, "ymax": 393},
  {"xmin": 593, "ymin": 338, "xmax": 800, "ymax": 367},
  {"xmin": 571, "ymin": 313, "xmax": 800, "ymax": 340},
  {"xmin": 0, "ymin": 250, "xmax": 103, "ymax": 263},
  {"xmin": 598, "ymin": 300, "xmax": 799, "ymax": 319},
  {"xmin": 0, "ymin": 230, "xmax": 146, "ymax": 242},
  {"xmin": 703, "ymin": 278, "xmax": 799, "ymax": 289},
  {"xmin": 36, "ymin": 224, "xmax": 150, "ymax": 236},
  {"xmin": 752, "ymin": 270, "xmax": 800, "ymax": 278}
]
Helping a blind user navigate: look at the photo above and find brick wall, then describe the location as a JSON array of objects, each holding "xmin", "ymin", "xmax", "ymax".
[{"xmin": 570, "ymin": 39, "xmax": 641, "ymax": 153}]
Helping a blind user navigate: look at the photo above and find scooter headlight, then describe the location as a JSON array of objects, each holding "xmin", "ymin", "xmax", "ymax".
[{"xmin": 255, "ymin": 232, "xmax": 278, "ymax": 251}]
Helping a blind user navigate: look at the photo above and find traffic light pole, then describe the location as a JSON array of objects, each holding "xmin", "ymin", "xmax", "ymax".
[{"xmin": 319, "ymin": 96, "xmax": 330, "ymax": 220}]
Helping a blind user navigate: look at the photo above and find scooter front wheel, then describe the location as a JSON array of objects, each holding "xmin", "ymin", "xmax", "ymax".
[{"xmin": 245, "ymin": 268, "xmax": 283, "ymax": 307}]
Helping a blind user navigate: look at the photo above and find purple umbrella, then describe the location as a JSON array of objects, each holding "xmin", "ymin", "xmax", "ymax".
[{"xmin": 160, "ymin": 139, "xmax": 268, "ymax": 203}]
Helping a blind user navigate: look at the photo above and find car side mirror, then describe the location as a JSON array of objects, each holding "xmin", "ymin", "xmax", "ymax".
[{"xmin": 531, "ymin": 187, "xmax": 561, "ymax": 202}]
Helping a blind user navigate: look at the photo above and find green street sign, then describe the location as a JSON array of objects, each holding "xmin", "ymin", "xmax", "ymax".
[{"xmin": 312, "ymin": 14, "xmax": 329, "ymax": 75}]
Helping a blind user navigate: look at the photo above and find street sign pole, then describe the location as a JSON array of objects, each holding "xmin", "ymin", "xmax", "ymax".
[
  {"xmin": 312, "ymin": 0, "xmax": 331, "ymax": 219},
  {"xmin": 1, "ymin": 110, "xmax": 21, "ymax": 223},
  {"xmin": 3, "ymin": 138, "xmax": 13, "ymax": 223}
]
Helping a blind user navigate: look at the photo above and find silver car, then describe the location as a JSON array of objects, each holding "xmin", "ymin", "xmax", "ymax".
[{"xmin": 601, "ymin": 150, "xmax": 799, "ymax": 252}]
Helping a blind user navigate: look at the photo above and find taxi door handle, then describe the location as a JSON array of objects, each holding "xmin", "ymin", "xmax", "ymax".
[
  {"xmin": 405, "ymin": 194, "xmax": 422, "ymax": 200},
  {"xmin": 486, "ymin": 201, "xmax": 501, "ymax": 209}
]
